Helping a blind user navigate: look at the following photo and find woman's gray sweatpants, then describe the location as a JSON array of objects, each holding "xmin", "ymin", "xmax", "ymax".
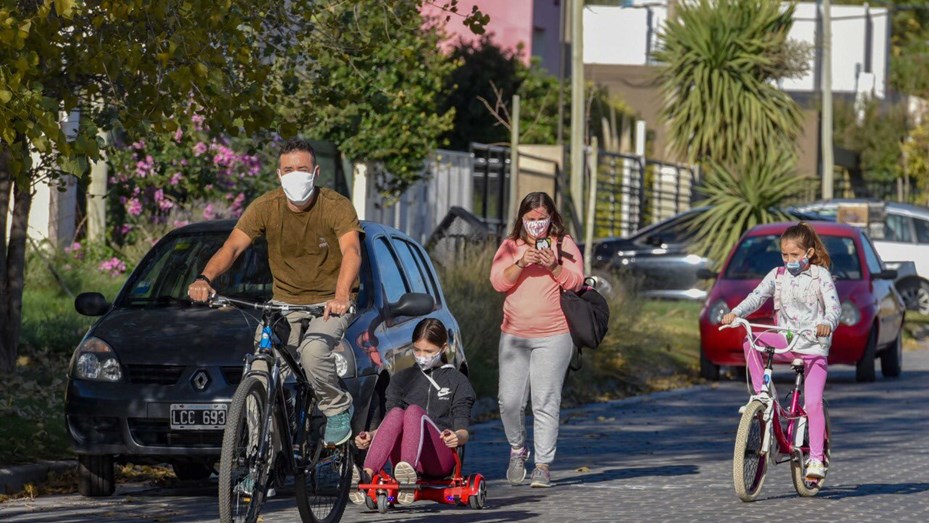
[{"xmin": 498, "ymin": 332, "xmax": 574, "ymax": 466}]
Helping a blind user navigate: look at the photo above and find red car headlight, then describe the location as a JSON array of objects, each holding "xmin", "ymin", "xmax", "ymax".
[{"xmin": 839, "ymin": 300, "xmax": 860, "ymax": 326}]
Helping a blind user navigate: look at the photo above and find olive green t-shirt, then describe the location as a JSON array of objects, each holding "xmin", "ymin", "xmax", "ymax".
[{"xmin": 235, "ymin": 187, "xmax": 363, "ymax": 304}]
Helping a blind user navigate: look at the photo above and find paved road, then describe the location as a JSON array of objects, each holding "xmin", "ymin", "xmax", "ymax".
[{"xmin": 4, "ymin": 349, "xmax": 929, "ymax": 522}]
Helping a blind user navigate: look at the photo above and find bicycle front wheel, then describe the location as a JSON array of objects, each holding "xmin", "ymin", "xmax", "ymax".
[
  {"xmin": 295, "ymin": 402, "xmax": 353, "ymax": 523},
  {"xmin": 219, "ymin": 376, "xmax": 271, "ymax": 523},
  {"xmin": 791, "ymin": 403, "xmax": 831, "ymax": 497},
  {"xmin": 733, "ymin": 400, "xmax": 768, "ymax": 502}
]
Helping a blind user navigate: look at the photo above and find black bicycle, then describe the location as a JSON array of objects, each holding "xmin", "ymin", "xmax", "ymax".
[{"xmin": 211, "ymin": 294, "xmax": 353, "ymax": 523}]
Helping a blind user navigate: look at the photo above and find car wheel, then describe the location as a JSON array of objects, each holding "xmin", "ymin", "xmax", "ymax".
[
  {"xmin": 700, "ymin": 348, "xmax": 720, "ymax": 381},
  {"xmin": 897, "ymin": 279, "xmax": 929, "ymax": 315},
  {"xmin": 78, "ymin": 454, "xmax": 115, "ymax": 497},
  {"xmin": 855, "ymin": 327, "xmax": 877, "ymax": 383},
  {"xmin": 172, "ymin": 461, "xmax": 214, "ymax": 482},
  {"xmin": 880, "ymin": 333, "xmax": 903, "ymax": 378}
]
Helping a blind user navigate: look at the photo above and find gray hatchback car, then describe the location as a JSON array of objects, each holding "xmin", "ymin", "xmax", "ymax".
[{"xmin": 66, "ymin": 220, "xmax": 468, "ymax": 496}]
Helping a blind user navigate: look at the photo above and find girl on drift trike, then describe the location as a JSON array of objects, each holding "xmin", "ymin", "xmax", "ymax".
[
  {"xmin": 721, "ymin": 222, "xmax": 841, "ymax": 482},
  {"xmin": 351, "ymin": 318, "xmax": 476, "ymax": 507}
]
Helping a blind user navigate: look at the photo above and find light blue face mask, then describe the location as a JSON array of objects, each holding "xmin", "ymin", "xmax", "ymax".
[{"xmin": 785, "ymin": 256, "xmax": 810, "ymax": 276}]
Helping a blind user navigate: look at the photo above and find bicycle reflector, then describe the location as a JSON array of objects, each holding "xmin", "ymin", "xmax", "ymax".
[{"xmin": 73, "ymin": 337, "xmax": 124, "ymax": 382}]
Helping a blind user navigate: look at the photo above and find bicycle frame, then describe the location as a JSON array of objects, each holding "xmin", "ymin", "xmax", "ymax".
[{"xmin": 723, "ymin": 318, "xmax": 814, "ymax": 462}]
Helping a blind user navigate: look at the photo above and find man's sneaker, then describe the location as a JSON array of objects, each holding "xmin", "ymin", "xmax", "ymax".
[
  {"xmin": 323, "ymin": 406, "xmax": 354, "ymax": 446},
  {"xmin": 806, "ymin": 459, "xmax": 826, "ymax": 480},
  {"xmin": 349, "ymin": 466, "xmax": 370, "ymax": 505},
  {"xmin": 507, "ymin": 447, "xmax": 530, "ymax": 485},
  {"xmin": 530, "ymin": 466, "xmax": 552, "ymax": 488},
  {"xmin": 393, "ymin": 461, "xmax": 418, "ymax": 505}
]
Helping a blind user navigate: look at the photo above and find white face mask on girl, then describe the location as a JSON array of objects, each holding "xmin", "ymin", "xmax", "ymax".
[
  {"xmin": 280, "ymin": 168, "xmax": 317, "ymax": 205},
  {"xmin": 415, "ymin": 352, "xmax": 443, "ymax": 370},
  {"xmin": 523, "ymin": 217, "xmax": 551, "ymax": 239}
]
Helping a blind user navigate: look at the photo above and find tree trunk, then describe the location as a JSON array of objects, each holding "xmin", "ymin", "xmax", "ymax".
[{"xmin": 0, "ymin": 157, "xmax": 32, "ymax": 374}]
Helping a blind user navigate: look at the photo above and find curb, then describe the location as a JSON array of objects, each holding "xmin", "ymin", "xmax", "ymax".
[{"xmin": 0, "ymin": 460, "xmax": 75, "ymax": 495}]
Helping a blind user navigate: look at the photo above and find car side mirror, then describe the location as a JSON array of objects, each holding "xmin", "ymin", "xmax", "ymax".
[
  {"xmin": 388, "ymin": 293, "xmax": 435, "ymax": 318},
  {"xmin": 873, "ymin": 269, "xmax": 898, "ymax": 280},
  {"xmin": 696, "ymin": 268, "xmax": 718, "ymax": 280},
  {"xmin": 75, "ymin": 292, "xmax": 109, "ymax": 316}
]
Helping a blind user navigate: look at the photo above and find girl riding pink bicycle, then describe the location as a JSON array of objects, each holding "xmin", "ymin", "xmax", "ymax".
[{"xmin": 721, "ymin": 222, "xmax": 841, "ymax": 481}]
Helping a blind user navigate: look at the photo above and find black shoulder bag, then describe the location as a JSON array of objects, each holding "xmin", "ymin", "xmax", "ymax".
[{"xmin": 556, "ymin": 238, "xmax": 611, "ymax": 354}]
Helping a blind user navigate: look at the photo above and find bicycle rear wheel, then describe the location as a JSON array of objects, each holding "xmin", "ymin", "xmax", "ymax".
[
  {"xmin": 219, "ymin": 376, "xmax": 271, "ymax": 523},
  {"xmin": 295, "ymin": 400, "xmax": 353, "ymax": 523},
  {"xmin": 732, "ymin": 400, "xmax": 768, "ymax": 502},
  {"xmin": 791, "ymin": 403, "xmax": 831, "ymax": 497}
]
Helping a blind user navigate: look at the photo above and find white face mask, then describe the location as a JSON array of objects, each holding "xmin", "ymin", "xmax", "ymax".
[
  {"xmin": 523, "ymin": 217, "xmax": 551, "ymax": 239},
  {"xmin": 280, "ymin": 169, "xmax": 317, "ymax": 205},
  {"xmin": 415, "ymin": 351, "xmax": 443, "ymax": 370}
]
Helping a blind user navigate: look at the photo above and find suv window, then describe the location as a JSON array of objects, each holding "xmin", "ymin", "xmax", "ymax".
[
  {"xmin": 373, "ymin": 237, "xmax": 409, "ymax": 303},
  {"xmin": 633, "ymin": 212, "xmax": 698, "ymax": 247},
  {"xmin": 914, "ymin": 217, "xmax": 929, "ymax": 244},
  {"xmin": 885, "ymin": 214, "xmax": 913, "ymax": 243},
  {"xmin": 405, "ymin": 239, "xmax": 442, "ymax": 301}
]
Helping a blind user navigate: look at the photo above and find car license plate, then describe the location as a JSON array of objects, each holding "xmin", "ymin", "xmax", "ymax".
[{"xmin": 170, "ymin": 403, "xmax": 227, "ymax": 430}]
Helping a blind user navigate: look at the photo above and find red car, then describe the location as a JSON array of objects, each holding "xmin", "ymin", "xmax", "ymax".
[{"xmin": 698, "ymin": 222, "xmax": 905, "ymax": 382}]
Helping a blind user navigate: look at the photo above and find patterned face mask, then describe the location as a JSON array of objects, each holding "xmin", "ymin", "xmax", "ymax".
[
  {"xmin": 523, "ymin": 218, "xmax": 551, "ymax": 239},
  {"xmin": 415, "ymin": 352, "xmax": 443, "ymax": 370},
  {"xmin": 785, "ymin": 256, "xmax": 810, "ymax": 276}
]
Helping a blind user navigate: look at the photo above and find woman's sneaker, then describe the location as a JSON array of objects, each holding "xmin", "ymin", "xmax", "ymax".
[
  {"xmin": 530, "ymin": 466, "xmax": 552, "ymax": 488},
  {"xmin": 393, "ymin": 461, "xmax": 418, "ymax": 505},
  {"xmin": 806, "ymin": 459, "xmax": 826, "ymax": 480},
  {"xmin": 507, "ymin": 447, "xmax": 531, "ymax": 485}
]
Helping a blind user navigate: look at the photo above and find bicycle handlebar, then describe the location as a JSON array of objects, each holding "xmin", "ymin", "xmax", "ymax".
[
  {"xmin": 207, "ymin": 294, "xmax": 354, "ymax": 316},
  {"xmin": 718, "ymin": 317, "xmax": 815, "ymax": 354}
]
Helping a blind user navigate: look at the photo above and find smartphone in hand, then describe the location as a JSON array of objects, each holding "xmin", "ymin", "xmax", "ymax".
[{"xmin": 535, "ymin": 237, "xmax": 551, "ymax": 250}]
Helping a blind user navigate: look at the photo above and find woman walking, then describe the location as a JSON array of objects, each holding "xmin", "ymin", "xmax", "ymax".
[{"xmin": 489, "ymin": 192, "xmax": 584, "ymax": 488}]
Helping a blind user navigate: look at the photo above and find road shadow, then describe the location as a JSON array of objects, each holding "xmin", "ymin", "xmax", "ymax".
[
  {"xmin": 818, "ymin": 482, "xmax": 929, "ymax": 500},
  {"xmin": 556, "ymin": 464, "xmax": 699, "ymax": 486},
  {"xmin": 345, "ymin": 494, "xmax": 546, "ymax": 521}
]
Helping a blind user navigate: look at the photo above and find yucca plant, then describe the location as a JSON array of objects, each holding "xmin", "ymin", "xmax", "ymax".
[
  {"xmin": 692, "ymin": 154, "xmax": 812, "ymax": 265},
  {"xmin": 655, "ymin": 0, "xmax": 804, "ymax": 166}
]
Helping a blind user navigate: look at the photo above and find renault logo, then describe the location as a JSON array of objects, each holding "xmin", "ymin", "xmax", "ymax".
[{"xmin": 191, "ymin": 370, "xmax": 211, "ymax": 391}]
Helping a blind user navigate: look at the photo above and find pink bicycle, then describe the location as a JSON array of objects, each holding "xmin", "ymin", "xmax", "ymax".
[{"xmin": 720, "ymin": 318, "xmax": 832, "ymax": 501}]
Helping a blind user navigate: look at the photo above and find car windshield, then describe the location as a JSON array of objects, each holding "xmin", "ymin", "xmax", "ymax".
[
  {"xmin": 724, "ymin": 234, "xmax": 861, "ymax": 280},
  {"xmin": 121, "ymin": 232, "xmax": 272, "ymax": 305}
]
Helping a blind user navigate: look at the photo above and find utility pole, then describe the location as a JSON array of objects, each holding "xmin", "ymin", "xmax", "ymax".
[
  {"xmin": 508, "ymin": 95, "xmax": 521, "ymax": 224},
  {"xmin": 570, "ymin": 0, "xmax": 585, "ymax": 236},
  {"xmin": 820, "ymin": 0, "xmax": 834, "ymax": 200}
]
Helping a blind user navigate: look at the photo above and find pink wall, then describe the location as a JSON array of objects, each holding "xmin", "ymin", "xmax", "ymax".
[{"xmin": 423, "ymin": 1, "xmax": 535, "ymax": 64}]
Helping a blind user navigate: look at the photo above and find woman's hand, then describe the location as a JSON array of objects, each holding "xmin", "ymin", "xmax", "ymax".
[
  {"xmin": 441, "ymin": 429, "xmax": 460, "ymax": 448},
  {"xmin": 816, "ymin": 324, "xmax": 832, "ymax": 337},
  {"xmin": 354, "ymin": 430, "xmax": 373, "ymax": 450},
  {"xmin": 538, "ymin": 247, "xmax": 558, "ymax": 271},
  {"xmin": 518, "ymin": 247, "xmax": 542, "ymax": 268}
]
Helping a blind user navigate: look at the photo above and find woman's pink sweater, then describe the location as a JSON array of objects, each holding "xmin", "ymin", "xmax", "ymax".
[{"xmin": 489, "ymin": 235, "xmax": 585, "ymax": 338}]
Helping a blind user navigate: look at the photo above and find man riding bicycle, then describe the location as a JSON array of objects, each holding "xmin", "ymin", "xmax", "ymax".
[{"xmin": 187, "ymin": 137, "xmax": 362, "ymax": 447}]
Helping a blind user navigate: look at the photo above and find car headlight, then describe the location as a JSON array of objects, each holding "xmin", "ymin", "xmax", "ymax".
[
  {"xmin": 73, "ymin": 337, "xmax": 123, "ymax": 382},
  {"xmin": 707, "ymin": 300, "xmax": 730, "ymax": 325},
  {"xmin": 839, "ymin": 300, "xmax": 860, "ymax": 326}
]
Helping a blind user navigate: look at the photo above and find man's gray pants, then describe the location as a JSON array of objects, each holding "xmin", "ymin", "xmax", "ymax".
[{"xmin": 497, "ymin": 332, "xmax": 574, "ymax": 466}]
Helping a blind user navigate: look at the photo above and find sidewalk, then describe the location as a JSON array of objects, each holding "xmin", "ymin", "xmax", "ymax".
[{"xmin": 0, "ymin": 461, "xmax": 74, "ymax": 495}]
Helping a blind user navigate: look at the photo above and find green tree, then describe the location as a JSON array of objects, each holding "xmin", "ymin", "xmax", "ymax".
[
  {"xmin": 0, "ymin": 0, "xmax": 487, "ymax": 373},
  {"xmin": 834, "ymin": 98, "xmax": 908, "ymax": 184},
  {"xmin": 655, "ymin": 0, "xmax": 808, "ymax": 263}
]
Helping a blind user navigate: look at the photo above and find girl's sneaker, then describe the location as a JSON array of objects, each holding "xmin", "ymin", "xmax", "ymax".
[
  {"xmin": 507, "ymin": 447, "xmax": 531, "ymax": 485},
  {"xmin": 393, "ymin": 461, "xmax": 418, "ymax": 505},
  {"xmin": 349, "ymin": 466, "xmax": 370, "ymax": 505},
  {"xmin": 806, "ymin": 459, "xmax": 826, "ymax": 480},
  {"xmin": 530, "ymin": 466, "xmax": 551, "ymax": 488}
]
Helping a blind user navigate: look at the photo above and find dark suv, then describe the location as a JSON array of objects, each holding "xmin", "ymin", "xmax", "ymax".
[{"xmin": 66, "ymin": 220, "xmax": 467, "ymax": 496}]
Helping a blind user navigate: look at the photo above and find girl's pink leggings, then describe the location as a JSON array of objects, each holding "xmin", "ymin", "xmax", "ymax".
[
  {"xmin": 744, "ymin": 332, "xmax": 828, "ymax": 461},
  {"xmin": 363, "ymin": 405, "xmax": 456, "ymax": 478}
]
